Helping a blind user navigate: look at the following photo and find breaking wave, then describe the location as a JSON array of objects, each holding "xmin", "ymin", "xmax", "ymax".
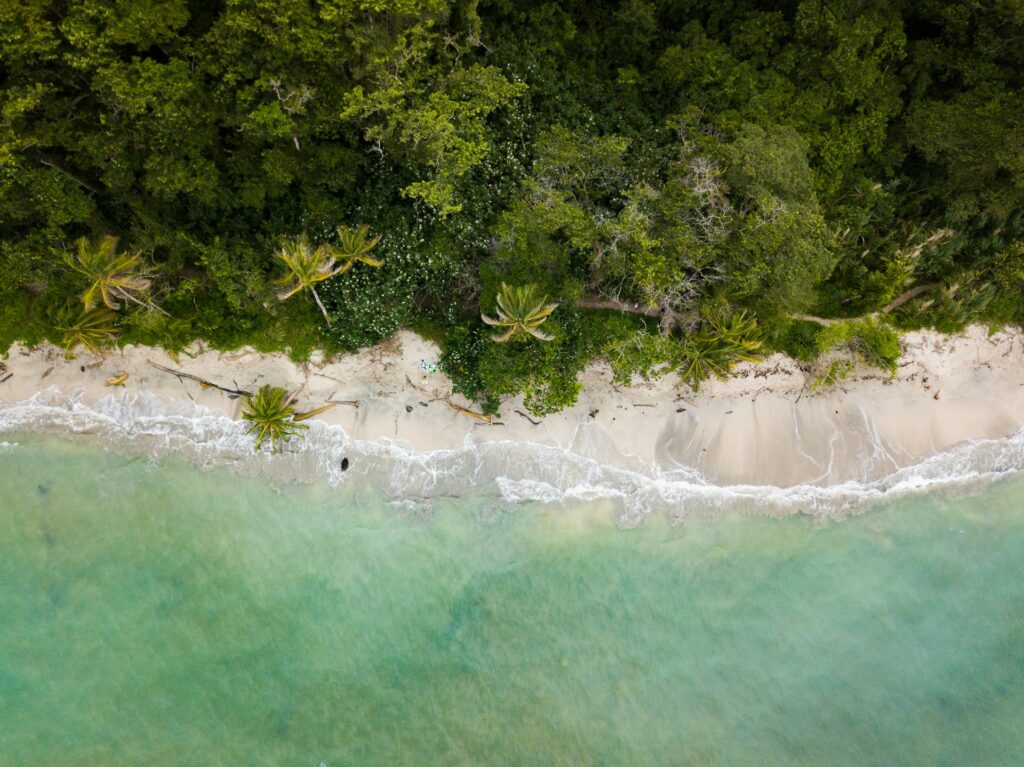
[{"xmin": 2, "ymin": 388, "xmax": 1022, "ymax": 524}]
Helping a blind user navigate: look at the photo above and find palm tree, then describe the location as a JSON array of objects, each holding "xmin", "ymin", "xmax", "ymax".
[
  {"xmin": 329, "ymin": 224, "xmax": 383, "ymax": 275},
  {"xmin": 64, "ymin": 235, "xmax": 152, "ymax": 311},
  {"xmin": 711, "ymin": 311, "xmax": 764, "ymax": 360},
  {"xmin": 274, "ymin": 233, "xmax": 336, "ymax": 324},
  {"xmin": 275, "ymin": 227, "xmax": 384, "ymax": 325},
  {"xmin": 677, "ymin": 311, "xmax": 764, "ymax": 389},
  {"xmin": 56, "ymin": 306, "xmax": 118, "ymax": 358},
  {"xmin": 241, "ymin": 385, "xmax": 309, "ymax": 452},
  {"xmin": 481, "ymin": 283, "xmax": 559, "ymax": 342}
]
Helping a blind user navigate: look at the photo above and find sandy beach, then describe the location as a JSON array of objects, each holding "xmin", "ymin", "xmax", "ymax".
[{"xmin": 1, "ymin": 326, "xmax": 1022, "ymax": 490}]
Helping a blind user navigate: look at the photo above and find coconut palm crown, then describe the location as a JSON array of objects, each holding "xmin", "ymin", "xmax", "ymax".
[
  {"xmin": 241, "ymin": 385, "xmax": 308, "ymax": 452},
  {"xmin": 56, "ymin": 306, "xmax": 119, "ymax": 358},
  {"xmin": 329, "ymin": 224, "xmax": 383, "ymax": 275},
  {"xmin": 678, "ymin": 311, "xmax": 764, "ymax": 389},
  {"xmin": 64, "ymin": 235, "xmax": 152, "ymax": 311},
  {"xmin": 482, "ymin": 283, "xmax": 560, "ymax": 342},
  {"xmin": 274, "ymin": 233, "xmax": 337, "ymax": 324},
  {"xmin": 275, "ymin": 227, "xmax": 383, "ymax": 324}
]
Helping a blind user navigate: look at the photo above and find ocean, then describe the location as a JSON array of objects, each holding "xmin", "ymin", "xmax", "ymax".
[{"xmin": 2, "ymin": 427, "xmax": 1023, "ymax": 766}]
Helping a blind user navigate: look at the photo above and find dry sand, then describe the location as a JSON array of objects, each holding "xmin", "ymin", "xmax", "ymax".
[{"xmin": 2, "ymin": 326, "xmax": 1022, "ymax": 487}]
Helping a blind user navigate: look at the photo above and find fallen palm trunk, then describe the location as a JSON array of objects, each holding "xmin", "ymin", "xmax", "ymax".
[
  {"xmin": 446, "ymin": 399, "xmax": 494, "ymax": 424},
  {"xmin": 293, "ymin": 402, "xmax": 338, "ymax": 421},
  {"xmin": 147, "ymin": 360, "xmax": 252, "ymax": 398}
]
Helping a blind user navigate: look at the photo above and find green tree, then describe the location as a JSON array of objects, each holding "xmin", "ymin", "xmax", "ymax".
[
  {"xmin": 56, "ymin": 306, "xmax": 118, "ymax": 358},
  {"xmin": 273, "ymin": 234, "xmax": 337, "ymax": 325},
  {"xmin": 241, "ymin": 385, "xmax": 307, "ymax": 452},
  {"xmin": 677, "ymin": 312, "xmax": 765, "ymax": 390},
  {"xmin": 63, "ymin": 235, "xmax": 153, "ymax": 312},
  {"xmin": 482, "ymin": 283, "xmax": 559, "ymax": 342},
  {"xmin": 329, "ymin": 225, "xmax": 383, "ymax": 275}
]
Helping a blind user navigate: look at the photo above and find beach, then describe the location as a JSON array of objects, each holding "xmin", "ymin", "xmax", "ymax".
[{"xmin": 1, "ymin": 326, "xmax": 1023, "ymax": 515}]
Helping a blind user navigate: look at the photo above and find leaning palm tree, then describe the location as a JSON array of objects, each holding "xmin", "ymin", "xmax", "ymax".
[
  {"xmin": 64, "ymin": 235, "xmax": 152, "ymax": 312},
  {"xmin": 274, "ymin": 233, "xmax": 336, "ymax": 324},
  {"xmin": 329, "ymin": 224, "xmax": 383, "ymax": 275},
  {"xmin": 56, "ymin": 306, "xmax": 119, "ymax": 358},
  {"xmin": 241, "ymin": 385, "xmax": 309, "ymax": 452},
  {"xmin": 481, "ymin": 283, "xmax": 559, "ymax": 342}
]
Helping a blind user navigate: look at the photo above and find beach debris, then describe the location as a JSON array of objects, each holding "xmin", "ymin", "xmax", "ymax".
[
  {"xmin": 0, "ymin": 372, "xmax": 12, "ymax": 384},
  {"xmin": 676, "ymin": 407, "xmax": 687, "ymax": 413},
  {"xmin": 326, "ymin": 397, "xmax": 360, "ymax": 408},
  {"xmin": 405, "ymin": 404, "xmax": 413, "ymax": 413},
  {"xmin": 447, "ymin": 399, "xmax": 494, "ymax": 424},
  {"xmin": 293, "ymin": 402, "xmax": 338, "ymax": 422},
  {"xmin": 148, "ymin": 360, "xmax": 252, "ymax": 398},
  {"xmin": 934, "ymin": 388, "xmax": 942, "ymax": 400},
  {"xmin": 419, "ymin": 359, "xmax": 439, "ymax": 374},
  {"xmin": 40, "ymin": 365, "xmax": 54, "ymax": 380},
  {"xmin": 404, "ymin": 374, "xmax": 438, "ymax": 397},
  {"xmin": 589, "ymin": 408, "xmax": 599, "ymax": 418},
  {"xmin": 515, "ymin": 409, "xmax": 541, "ymax": 425},
  {"xmin": 340, "ymin": 457, "xmax": 350, "ymax": 471},
  {"xmin": 632, "ymin": 402, "xmax": 656, "ymax": 408},
  {"xmin": 105, "ymin": 371, "xmax": 129, "ymax": 387}
]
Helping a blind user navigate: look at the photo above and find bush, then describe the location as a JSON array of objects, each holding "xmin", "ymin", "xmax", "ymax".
[{"xmin": 816, "ymin": 318, "xmax": 901, "ymax": 376}]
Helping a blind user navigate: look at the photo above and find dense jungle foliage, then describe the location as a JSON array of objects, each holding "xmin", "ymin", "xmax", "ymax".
[{"xmin": 2, "ymin": 0, "xmax": 1023, "ymax": 414}]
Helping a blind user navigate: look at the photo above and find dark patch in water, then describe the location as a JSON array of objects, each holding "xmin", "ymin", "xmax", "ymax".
[{"xmin": 37, "ymin": 484, "xmax": 49, "ymax": 495}]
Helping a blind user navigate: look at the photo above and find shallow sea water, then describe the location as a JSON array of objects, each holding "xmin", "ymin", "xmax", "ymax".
[{"xmin": 2, "ymin": 435, "xmax": 1023, "ymax": 766}]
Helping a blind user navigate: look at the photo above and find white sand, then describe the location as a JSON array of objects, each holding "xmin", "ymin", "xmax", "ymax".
[{"xmin": 2, "ymin": 326, "xmax": 1022, "ymax": 487}]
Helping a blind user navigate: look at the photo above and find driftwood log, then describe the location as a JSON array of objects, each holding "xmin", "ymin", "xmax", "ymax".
[{"xmin": 147, "ymin": 360, "xmax": 253, "ymax": 399}]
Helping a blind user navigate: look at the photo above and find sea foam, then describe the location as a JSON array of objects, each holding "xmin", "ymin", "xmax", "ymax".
[{"xmin": 1, "ymin": 387, "xmax": 1022, "ymax": 524}]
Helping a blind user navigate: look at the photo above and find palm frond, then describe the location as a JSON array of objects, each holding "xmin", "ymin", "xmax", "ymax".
[
  {"xmin": 328, "ymin": 224, "xmax": 384, "ymax": 277},
  {"xmin": 241, "ymin": 384, "xmax": 309, "ymax": 452},
  {"xmin": 482, "ymin": 283, "xmax": 559, "ymax": 343},
  {"xmin": 57, "ymin": 306, "xmax": 119, "ymax": 358},
  {"xmin": 64, "ymin": 235, "xmax": 153, "ymax": 312},
  {"xmin": 274, "ymin": 233, "xmax": 338, "ymax": 323}
]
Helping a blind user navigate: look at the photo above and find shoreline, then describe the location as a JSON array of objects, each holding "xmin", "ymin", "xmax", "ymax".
[{"xmin": 2, "ymin": 326, "xmax": 1023, "ymax": 518}]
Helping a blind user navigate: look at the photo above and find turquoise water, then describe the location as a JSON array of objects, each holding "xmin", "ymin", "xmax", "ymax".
[{"xmin": 2, "ymin": 436, "xmax": 1023, "ymax": 766}]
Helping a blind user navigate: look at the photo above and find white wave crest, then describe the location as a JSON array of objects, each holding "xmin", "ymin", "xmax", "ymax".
[{"xmin": 2, "ymin": 387, "xmax": 1022, "ymax": 524}]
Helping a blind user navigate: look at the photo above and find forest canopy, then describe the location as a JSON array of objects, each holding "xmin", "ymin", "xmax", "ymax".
[{"xmin": 2, "ymin": 0, "xmax": 1022, "ymax": 413}]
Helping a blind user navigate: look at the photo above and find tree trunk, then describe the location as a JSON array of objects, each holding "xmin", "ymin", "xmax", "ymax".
[
  {"xmin": 576, "ymin": 297, "xmax": 662, "ymax": 318},
  {"xmin": 311, "ymin": 286, "xmax": 332, "ymax": 325},
  {"xmin": 793, "ymin": 282, "xmax": 941, "ymax": 327}
]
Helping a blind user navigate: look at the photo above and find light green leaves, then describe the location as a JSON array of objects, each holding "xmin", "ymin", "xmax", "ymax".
[
  {"xmin": 274, "ymin": 227, "xmax": 383, "ymax": 324},
  {"xmin": 482, "ymin": 283, "xmax": 559, "ymax": 342},
  {"xmin": 56, "ymin": 306, "xmax": 118, "ymax": 358},
  {"xmin": 332, "ymin": 224, "xmax": 383, "ymax": 275},
  {"xmin": 341, "ymin": 22, "xmax": 525, "ymax": 215},
  {"xmin": 64, "ymin": 235, "xmax": 152, "ymax": 312},
  {"xmin": 241, "ymin": 385, "xmax": 308, "ymax": 452},
  {"xmin": 677, "ymin": 311, "xmax": 765, "ymax": 389}
]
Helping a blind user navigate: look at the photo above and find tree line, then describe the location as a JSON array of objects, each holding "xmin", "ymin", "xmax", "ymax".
[{"xmin": 2, "ymin": 0, "xmax": 1022, "ymax": 417}]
